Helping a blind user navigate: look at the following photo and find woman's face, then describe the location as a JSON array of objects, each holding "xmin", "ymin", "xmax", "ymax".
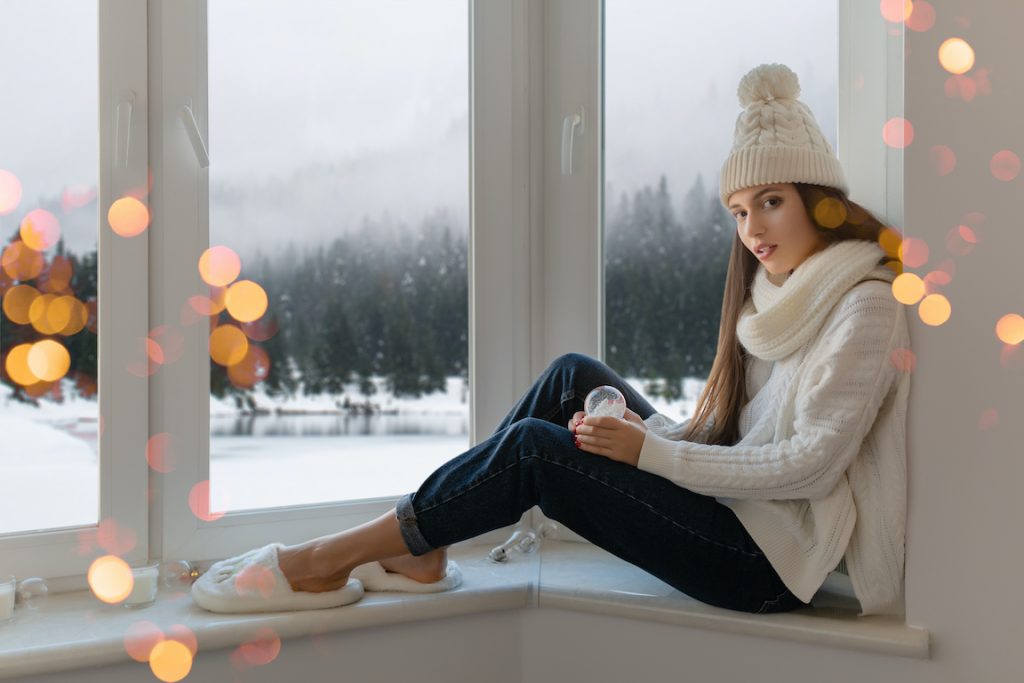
[{"xmin": 728, "ymin": 183, "xmax": 825, "ymax": 277}]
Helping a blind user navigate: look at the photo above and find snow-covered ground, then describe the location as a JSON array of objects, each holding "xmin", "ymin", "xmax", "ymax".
[{"xmin": 1, "ymin": 376, "xmax": 700, "ymax": 534}]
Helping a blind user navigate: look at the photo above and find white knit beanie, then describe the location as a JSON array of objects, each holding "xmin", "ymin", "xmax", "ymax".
[{"xmin": 719, "ymin": 63, "xmax": 849, "ymax": 207}]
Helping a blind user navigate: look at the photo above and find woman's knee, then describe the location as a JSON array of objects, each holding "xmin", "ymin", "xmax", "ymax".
[
  {"xmin": 548, "ymin": 352, "xmax": 604, "ymax": 378},
  {"xmin": 507, "ymin": 417, "xmax": 571, "ymax": 453}
]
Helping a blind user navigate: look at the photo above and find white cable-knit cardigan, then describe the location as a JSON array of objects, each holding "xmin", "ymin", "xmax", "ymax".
[{"xmin": 638, "ymin": 280, "xmax": 910, "ymax": 616}]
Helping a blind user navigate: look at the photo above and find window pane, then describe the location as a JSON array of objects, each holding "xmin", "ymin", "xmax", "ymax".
[
  {"xmin": 603, "ymin": 0, "xmax": 837, "ymax": 418},
  {"xmin": 0, "ymin": 2, "xmax": 99, "ymax": 534},
  {"xmin": 206, "ymin": 1, "xmax": 469, "ymax": 511}
]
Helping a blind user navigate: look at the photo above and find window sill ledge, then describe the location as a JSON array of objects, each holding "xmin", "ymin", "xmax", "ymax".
[
  {"xmin": 538, "ymin": 541, "xmax": 930, "ymax": 660},
  {"xmin": 0, "ymin": 541, "xmax": 929, "ymax": 680}
]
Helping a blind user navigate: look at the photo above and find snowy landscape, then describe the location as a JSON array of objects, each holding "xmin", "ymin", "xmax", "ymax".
[{"xmin": 1, "ymin": 375, "xmax": 701, "ymax": 536}]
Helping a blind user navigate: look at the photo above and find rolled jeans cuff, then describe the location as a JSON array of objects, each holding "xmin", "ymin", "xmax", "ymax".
[{"xmin": 396, "ymin": 492, "xmax": 436, "ymax": 556}]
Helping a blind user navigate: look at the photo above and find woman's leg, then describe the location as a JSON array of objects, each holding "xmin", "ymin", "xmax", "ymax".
[
  {"xmin": 279, "ymin": 353, "xmax": 651, "ymax": 590},
  {"xmin": 283, "ymin": 412, "xmax": 803, "ymax": 613},
  {"xmin": 491, "ymin": 352, "xmax": 659, "ymax": 432}
]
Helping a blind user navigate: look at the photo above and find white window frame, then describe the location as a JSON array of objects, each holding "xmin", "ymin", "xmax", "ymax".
[
  {"xmin": 0, "ymin": 0, "xmax": 150, "ymax": 582},
  {"xmin": 154, "ymin": 0, "xmax": 536, "ymax": 562}
]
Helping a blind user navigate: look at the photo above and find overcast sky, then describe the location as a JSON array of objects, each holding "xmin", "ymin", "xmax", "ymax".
[{"xmin": 0, "ymin": 0, "xmax": 836, "ymax": 255}]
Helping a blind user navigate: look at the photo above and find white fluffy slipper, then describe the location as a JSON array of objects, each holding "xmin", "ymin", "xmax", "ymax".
[
  {"xmin": 191, "ymin": 543, "xmax": 364, "ymax": 614},
  {"xmin": 349, "ymin": 559, "xmax": 462, "ymax": 593}
]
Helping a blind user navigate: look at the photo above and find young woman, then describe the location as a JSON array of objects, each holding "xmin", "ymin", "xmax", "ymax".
[{"xmin": 193, "ymin": 63, "xmax": 910, "ymax": 617}]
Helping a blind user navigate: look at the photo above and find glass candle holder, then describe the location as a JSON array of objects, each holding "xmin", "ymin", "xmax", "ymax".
[
  {"xmin": 124, "ymin": 563, "xmax": 160, "ymax": 608},
  {"xmin": 0, "ymin": 576, "xmax": 15, "ymax": 623}
]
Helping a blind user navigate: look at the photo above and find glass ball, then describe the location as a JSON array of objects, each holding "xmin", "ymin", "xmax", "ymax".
[
  {"xmin": 584, "ymin": 385, "xmax": 626, "ymax": 418},
  {"xmin": 16, "ymin": 577, "xmax": 49, "ymax": 612},
  {"xmin": 159, "ymin": 560, "xmax": 197, "ymax": 591}
]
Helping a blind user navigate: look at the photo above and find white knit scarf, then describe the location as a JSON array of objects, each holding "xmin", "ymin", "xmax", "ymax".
[{"xmin": 736, "ymin": 239, "xmax": 894, "ymax": 361}]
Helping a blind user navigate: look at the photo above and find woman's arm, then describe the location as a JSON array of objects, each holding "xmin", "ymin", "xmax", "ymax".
[{"xmin": 634, "ymin": 286, "xmax": 907, "ymax": 501}]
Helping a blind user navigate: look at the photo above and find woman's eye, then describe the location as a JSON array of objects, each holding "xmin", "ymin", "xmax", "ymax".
[{"xmin": 765, "ymin": 197, "xmax": 780, "ymax": 208}]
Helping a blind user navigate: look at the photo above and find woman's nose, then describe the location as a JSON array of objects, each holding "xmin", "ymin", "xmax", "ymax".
[{"xmin": 742, "ymin": 213, "xmax": 764, "ymax": 238}]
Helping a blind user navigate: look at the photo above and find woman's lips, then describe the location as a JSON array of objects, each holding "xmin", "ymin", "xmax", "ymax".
[{"xmin": 756, "ymin": 244, "xmax": 777, "ymax": 260}]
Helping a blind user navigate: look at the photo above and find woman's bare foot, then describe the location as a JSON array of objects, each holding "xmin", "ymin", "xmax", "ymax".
[
  {"xmin": 377, "ymin": 547, "xmax": 448, "ymax": 583},
  {"xmin": 277, "ymin": 543, "xmax": 350, "ymax": 593},
  {"xmin": 277, "ymin": 544, "xmax": 449, "ymax": 593}
]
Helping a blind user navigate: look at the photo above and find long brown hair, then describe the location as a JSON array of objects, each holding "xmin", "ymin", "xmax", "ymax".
[{"xmin": 680, "ymin": 183, "xmax": 898, "ymax": 446}]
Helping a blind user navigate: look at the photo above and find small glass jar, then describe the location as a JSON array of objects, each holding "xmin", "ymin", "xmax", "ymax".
[{"xmin": 124, "ymin": 563, "xmax": 160, "ymax": 608}]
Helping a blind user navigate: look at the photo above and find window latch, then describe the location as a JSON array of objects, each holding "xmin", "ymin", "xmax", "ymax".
[{"xmin": 181, "ymin": 103, "xmax": 210, "ymax": 169}]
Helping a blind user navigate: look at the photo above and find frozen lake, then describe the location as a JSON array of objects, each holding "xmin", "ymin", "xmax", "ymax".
[
  {"xmin": 0, "ymin": 412, "xmax": 473, "ymax": 535},
  {"xmin": 1, "ymin": 375, "xmax": 698, "ymax": 535}
]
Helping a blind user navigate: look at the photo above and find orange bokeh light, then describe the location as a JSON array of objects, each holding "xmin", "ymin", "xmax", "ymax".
[
  {"xmin": 19, "ymin": 208, "xmax": 62, "ymax": 251},
  {"xmin": 929, "ymin": 145, "xmax": 956, "ymax": 175},
  {"xmin": 88, "ymin": 555, "xmax": 134, "ymax": 604},
  {"xmin": 237, "ymin": 627, "xmax": 282, "ymax": 667},
  {"xmin": 146, "ymin": 432, "xmax": 177, "ymax": 473},
  {"xmin": 241, "ymin": 314, "xmax": 279, "ymax": 342},
  {"xmin": 890, "ymin": 348, "xmax": 917, "ymax": 372},
  {"xmin": 42, "ymin": 255, "xmax": 74, "ymax": 293},
  {"xmin": 882, "ymin": 117, "xmax": 914, "ymax": 149},
  {"xmin": 946, "ymin": 224, "xmax": 977, "ymax": 256},
  {"xmin": 166, "ymin": 624, "xmax": 198, "ymax": 656},
  {"xmin": 61, "ymin": 184, "xmax": 97, "ymax": 212},
  {"xmin": 225, "ymin": 280, "xmax": 269, "ymax": 323},
  {"xmin": 189, "ymin": 286, "xmax": 227, "ymax": 317},
  {"xmin": 879, "ymin": 0, "xmax": 913, "ymax": 23},
  {"xmin": 990, "ymin": 150, "xmax": 1020, "ymax": 181},
  {"xmin": 996, "ymin": 314, "xmax": 1024, "ymax": 345},
  {"xmin": 905, "ymin": 0, "xmax": 935, "ymax": 31},
  {"xmin": 891, "ymin": 272, "xmax": 925, "ymax": 305},
  {"xmin": 0, "ymin": 169, "xmax": 23, "ymax": 215},
  {"xmin": 199, "ymin": 246, "xmax": 241, "ymax": 287},
  {"xmin": 108, "ymin": 196, "xmax": 150, "ymax": 237},
  {"xmin": 939, "ymin": 37, "xmax": 975, "ymax": 75},
  {"xmin": 124, "ymin": 620, "xmax": 165, "ymax": 663},
  {"xmin": 97, "ymin": 517, "xmax": 138, "ymax": 555},
  {"xmin": 210, "ymin": 324, "xmax": 249, "ymax": 366},
  {"xmin": 3, "ymin": 284, "xmax": 40, "ymax": 324},
  {"xmin": 978, "ymin": 408, "xmax": 999, "ymax": 431},
  {"xmin": 813, "ymin": 197, "xmax": 847, "ymax": 229},
  {"xmin": 150, "ymin": 325, "xmax": 185, "ymax": 366},
  {"xmin": 29, "ymin": 293, "xmax": 59, "ymax": 334},
  {"xmin": 228, "ymin": 345, "xmax": 271, "ymax": 389},
  {"xmin": 898, "ymin": 237, "xmax": 929, "ymax": 268},
  {"xmin": 27, "ymin": 339, "xmax": 71, "ymax": 382},
  {"xmin": 188, "ymin": 480, "xmax": 225, "ymax": 522},
  {"xmin": 149, "ymin": 639, "xmax": 193, "ymax": 683},
  {"xmin": 1, "ymin": 240, "xmax": 45, "ymax": 281},
  {"xmin": 58, "ymin": 297, "xmax": 89, "ymax": 336},
  {"xmin": 234, "ymin": 564, "xmax": 276, "ymax": 600},
  {"xmin": 878, "ymin": 227, "xmax": 903, "ymax": 259},
  {"xmin": 46, "ymin": 295, "xmax": 75, "ymax": 334},
  {"xmin": 918, "ymin": 293, "xmax": 951, "ymax": 326},
  {"xmin": 4, "ymin": 343, "xmax": 39, "ymax": 386}
]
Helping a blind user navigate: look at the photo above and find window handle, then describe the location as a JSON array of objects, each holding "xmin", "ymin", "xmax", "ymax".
[
  {"xmin": 114, "ymin": 89, "xmax": 135, "ymax": 169},
  {"xmin": 561, "ymin": 106, "xmax": 585, "ymax": 176},
  {"xmin": 181, "ymin": 103, "xmax": 210, "ymax": 169}
]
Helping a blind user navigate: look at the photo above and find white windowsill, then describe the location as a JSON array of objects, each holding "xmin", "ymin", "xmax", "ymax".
[{"xmin": 0, "ymin": 541, "xmax": 929, "ymax": 680}]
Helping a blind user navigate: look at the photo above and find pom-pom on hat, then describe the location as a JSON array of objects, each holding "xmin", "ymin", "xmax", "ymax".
[{"xmin": 719, "ymin": 63, "xmax": 849, "ymax": 207}]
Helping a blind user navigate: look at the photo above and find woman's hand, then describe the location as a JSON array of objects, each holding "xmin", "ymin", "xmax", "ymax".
[{"xmin": 570, "ymin": 408, "xmax": 648, "ymax": 467}]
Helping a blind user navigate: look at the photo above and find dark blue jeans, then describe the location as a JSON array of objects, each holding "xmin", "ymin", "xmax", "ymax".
[{"xmin": 395, "ymin": 353, "xmax": 807, "ymax": 615}]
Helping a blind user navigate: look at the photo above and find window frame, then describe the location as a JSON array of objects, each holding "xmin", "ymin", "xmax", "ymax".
[
  {"xmin": 0, "ymin": 0, "xmax": 150, "ymax": 581},
  {"xmin": 154, "ymin": 0, "xmax": 537, "ymax": 562}
]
